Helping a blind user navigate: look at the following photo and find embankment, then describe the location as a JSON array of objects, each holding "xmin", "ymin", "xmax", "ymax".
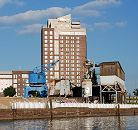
[{"xmin": 0, "ymin": 107, "xmax": 138, "ymax": 120}]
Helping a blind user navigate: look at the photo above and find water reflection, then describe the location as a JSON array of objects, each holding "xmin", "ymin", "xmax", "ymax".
[{"xmin": 0, "ymin": 116, "xmax": 138, "ymax": 130}]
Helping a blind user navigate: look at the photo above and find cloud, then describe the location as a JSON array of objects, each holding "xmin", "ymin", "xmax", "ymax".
[
  {"xmin": 73, "ymin": 0, "xmax": 121, "ymax": 16},
  {"xmin": 0, "ymin": 0, "xmax": 123, "ymax": 34},
  {"xmin": 75, "ymin": 0, "xmax": 121, "ymax": 10},
  {"xmin": 18, "ymin": 24, "xmax": 42, "ymax": 34},
  {"xmin": 86, "ymin": 21, "xmax": 127, "ymax": 31},
  {"xmin": 0, "ymin": 0, "xmax": 23, "ymax": 8},
  {"xmin": 94, "ymin": 22, "xmax": 112, "ymax": 29},
  {"xmin": 0, "ymin": 0, "xmax": 10, "ymax": 7},
  {"xmin": 0, "ymin": 7, "xmax": 70, "ymax": 25},
  {"xmin": 0, "ymin": 0, "xmax": 121, "ymax": 25},
  {"xmin": 115, "ymin": 21, "xmax": 127, "ymax": 28}
]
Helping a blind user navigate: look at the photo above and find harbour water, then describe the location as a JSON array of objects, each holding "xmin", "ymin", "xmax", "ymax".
[{"xmin": 0, "ymin": 116, "xmax": 138, "ymax": 130}]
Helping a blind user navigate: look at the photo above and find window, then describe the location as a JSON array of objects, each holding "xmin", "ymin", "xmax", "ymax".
[
  {"xmin": 71, "ymin": 76, "xmax": 74, "ymax": 79},
  {"xmin": 44, "ymin": 48, "xmax": 48, "ymax": 51},
  {"xmin": 45, "ymin": 60, "xmax": 48, "ymax": 63},
  {"xmin": 60, "ymin": 64, "xmax": 64, "ymax": 67},
  {"xmin": 71, "ymin": 72, "xmax": 74, "ymax": 75},
  {"xmin": 76, "ymin": 44, "xmax": 79, "ymax": 47},
  {"xmin": 60, "ymin": 36, "xmax": 63, "ymax": 39},
  {"xmin": 45, "ymin": 36, "xmax": 48, "ymax": 39},
  {"xmin": 60, "ymin": 40, "xmax": 63, "ymax": 43},
  {"xmin": 71, "ymin": 64, "xmax": 73, "ymax": 67},
  {"xmin": 77, "ymin": 68, "xmax": 80, "ymax": 71},
  {"xmin": 60, "ymin": 60, "xmax": 64, "ymax": 63},
  {"xmin": 44, "ymin": 31, "xmax": 47, "ymax": 35},
  {"xmin": 76, "ymin": 52, "xmax": 80, "ymax": 55},
  {"xmin": 50, "ymin": 51, "xmax": 53, "ymax": 54},
  {"xmin": 71, "ymin": 52, "xmax": 74, "ymax": 55},
  {"xmin": 77, "ymin": 80, "xmax": 80, "ymax": 83},
  {"xmin": 66, "ymin": 64, "xmax": 69, "ymax": 67},
  {"xmin": 77, "ymin": 56, "xmax": 80, "ymax": 59},
  {"xmin": 50, "ymin": 40, "xmax": 53, "ymax": 43},
  {"xmin": 50, "ymin": 72, "xmax": 53, "ymax": 75},
  {"xmin": 66, "ymin": 44, "xmax": 69, "ymax": 47},
  {"xmin": 66, "ymin": 72, "xmax": 69, "ymax": 75},
  {"xmin": 55, "ymin": 36, "xmax": 58, "ymax": 39},
  {"xmin": 50, "ymin": 36, "xmax": 53, "ymax": 39},
  {"xmin": 55, "ymin": 40, "xmax": 58, "ymax": 43},
  {"xmin": 77, "ymin": 60, "xmax": 80, "ymax": 63},
  {"xmin": 66, "ymin": 40, "xmax": 69, "ymax": 43},
  {"xmin": 71, "ymin": 40, "xmax": 74, "ymax": 43},
  {"xmin": 45, "ymin": 51, "xmax": 48, "ymax": 55},
  {"xmin": 71, "ymin": 48, "xmax": 74, "ymax": 51},
  {"xmin": 66, "ymin": 68, "xmax": 69, "ymax": 71},
  {"xmin": 71, "ymin": 67, "xmax": 74, "ymax": 71},
  {"xmin": 44, "ymin": 44, "xmax": 47, "ymax": 47},
  {"xmin": 60, "ymin": 48, "xmax": 63, "ymax": 51},
  {"xmin": 71, "ymin": 60, "xmax": 74, "ymax": 63},
  {"xmin": 60, "ymin": 44, "xmax": 63, "ymax": 47},
  {"xmin": 50, "ymin": 31, "xmax": 53, "ymax": 35},
  {"xmin": 50, "ymin": 44, "xmax": 53, "ymax": 47},
  {"xmin": 44, "ymin": 40, "xmax": 47, "ymax": 43},
  {"xmin": 76, "ymin": 37, "xmax": 79, "ymax": 39},
  {"xmin": 60, "ymin": 68, "xmax": 64, "ymax": 71},
  {"xmin": 71, "ymin": 44, "xmax": 74, "ymax": 47},
  {"xmin": 60, "ymin": 51, "xmax": 63, "ymax": 55},
  {"xmin": 77, "ymin": 64, "xmax": 80, "ymax": 67},
  {"xmin": 66, "ymin": 76, "xmax": 69, "ymax": 79},
  {"xmin": 76, "ymin": 40, "xmax": 79, "ymax": 43},
  {"xmin": 61, "ymin": 72, "xmax": 64, "ymax": 75},
  {"xmin": 66, "ymin": 60, "xmax": 69, "ymax": 63},
  {"xmin": 66, "ymin": 48, "xmax": 69, "ymax": 51},
  {"xmin": 76, "ymin": 48, "xmax": 80, "ymax": 51}
]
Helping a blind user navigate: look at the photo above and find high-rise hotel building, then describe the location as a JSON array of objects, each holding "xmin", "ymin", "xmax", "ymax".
[{"xmin": 41, "ymin": 15, "xmax": 87, "ymax": 86}]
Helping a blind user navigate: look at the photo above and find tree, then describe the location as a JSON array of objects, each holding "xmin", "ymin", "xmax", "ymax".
[
  {"xmin": 92, "ymin": 69, "xmax": 98, "ymax": 85},
  {"xmin": 133, "ymin": 89, "xmax": 138, "ymax": 96},
  {"xmin": 3, "ymin": 86, "xmax": 16, "ymax": 97}
]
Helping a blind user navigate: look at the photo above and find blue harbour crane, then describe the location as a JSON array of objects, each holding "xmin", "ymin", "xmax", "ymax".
[{"xmin": 24, "ymin": 60, "xmax": 59, "ymax": 98}]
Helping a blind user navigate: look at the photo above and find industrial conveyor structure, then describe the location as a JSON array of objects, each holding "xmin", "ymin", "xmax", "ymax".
[
  {"xmin": 24, "ymin": 60, "xmax": 59, "ymax": 98},
  {"xmin": 99, "ymin": 61, "xmax": 127, "ymax": 104}
]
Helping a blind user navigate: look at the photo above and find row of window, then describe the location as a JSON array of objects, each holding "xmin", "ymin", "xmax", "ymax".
[
  {"xmin": 60, "ymin": 48, "xmax": 80, "ymax": 51},
  {"xmin": 44, "ymin": 52, "xmax": 80, "ymax": 56},
  {"xmin": 60, "ymin": 36, "xmax": 80, "ymax": 40},
  {"xmin": 60, "ymin": 40, "xmax": 80, "ymax": 44},
  {"xmin": 44, "ymin": 31, "xmax": 53, "ymax": 35},
  {"xmin": 44, "ymin": 39, "xmax": 80, "ymax": 44}
]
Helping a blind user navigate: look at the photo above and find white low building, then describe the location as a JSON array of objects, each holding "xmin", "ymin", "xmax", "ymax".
[{"xmin": 0, "ymin": 71, "xmax": 12, "ymax": 93}]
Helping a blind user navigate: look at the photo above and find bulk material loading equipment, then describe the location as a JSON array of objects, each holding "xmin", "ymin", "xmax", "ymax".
[{"xmin": 24, "ymin": 60, "xmax": 59, "ymax": 98}]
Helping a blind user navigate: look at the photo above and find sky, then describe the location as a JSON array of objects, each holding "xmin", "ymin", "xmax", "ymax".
[{"xmin": 0, "ymin": 0, "xmax": 138, "ymax": 94}]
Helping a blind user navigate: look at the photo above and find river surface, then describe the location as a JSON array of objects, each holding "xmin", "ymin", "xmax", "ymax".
[{"xmin": 0, "ymin": 116, "xmax": 138, "ymax": 130}]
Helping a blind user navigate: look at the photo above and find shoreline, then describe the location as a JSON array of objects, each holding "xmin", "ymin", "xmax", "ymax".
[{"xmin": 0, "ymin": 107, "xmax": 138, "ymax": 121}]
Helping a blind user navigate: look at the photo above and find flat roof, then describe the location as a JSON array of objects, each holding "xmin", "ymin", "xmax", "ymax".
[
  {"xmin": 99, "ymin": 61, "xmax": 125, "ymax": 74},
  {"xmin": 0, "ymin": 71, "xmax": 12, "ymax": 74}
]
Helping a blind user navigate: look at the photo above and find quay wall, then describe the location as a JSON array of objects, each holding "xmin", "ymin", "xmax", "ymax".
[{"xmin": 0, "ymin": 107, "xmax": 138, "ymax": 120}]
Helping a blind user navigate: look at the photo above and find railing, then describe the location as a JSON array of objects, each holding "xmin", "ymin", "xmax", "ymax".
[
  {"xmin": 52, "ymin": 103, "xmax": 138, "ymax": 109},
  {"xmin": 11, "ymin": 102, "xmax": 48, "ymax": 109},
  {"xmin": 5, "ymin": 102, "xmax": 138, "ymax": 109}
]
